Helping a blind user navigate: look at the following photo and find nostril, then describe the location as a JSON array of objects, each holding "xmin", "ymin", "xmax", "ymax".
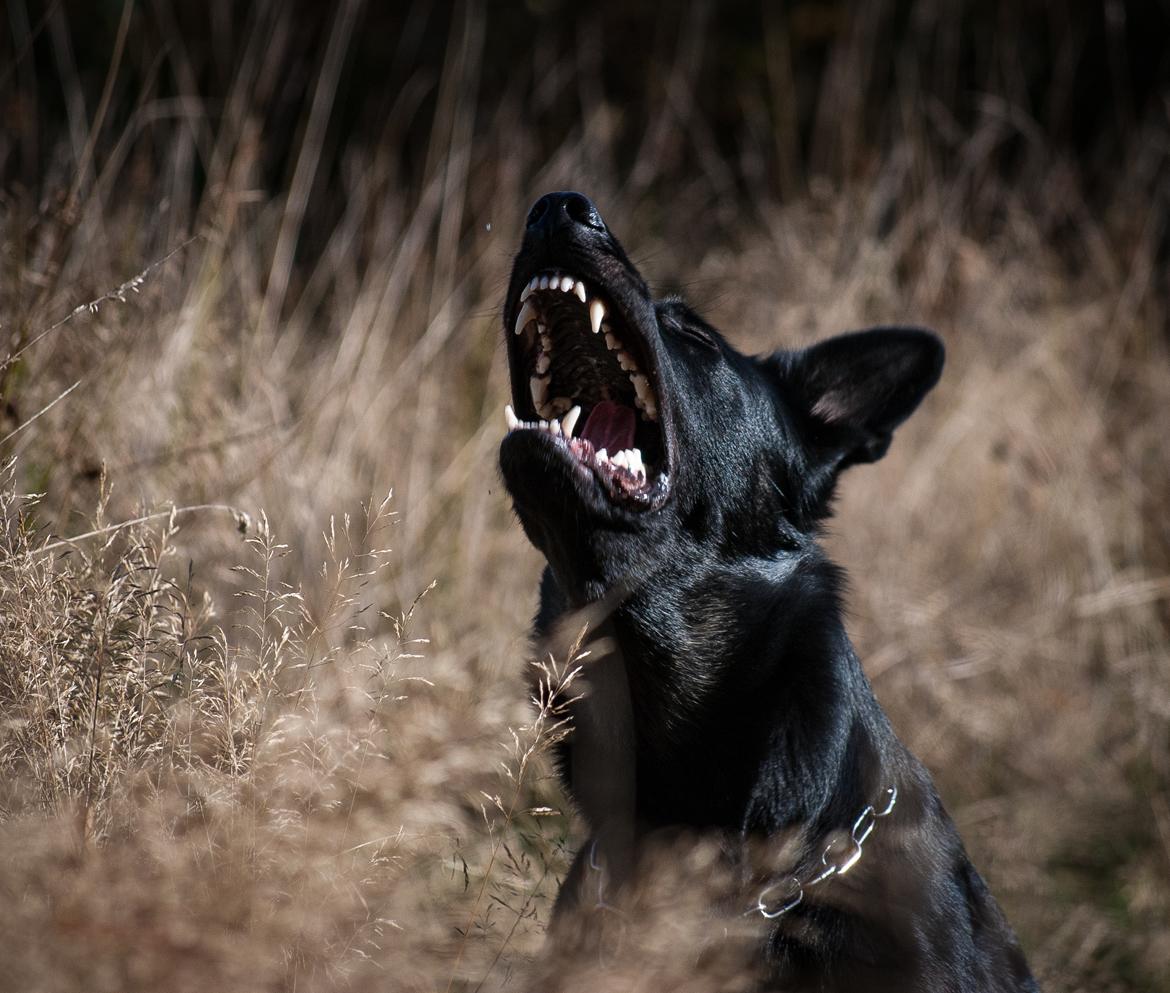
[
  {"xmin": 526, "ymin": 197, "xmax": 550, "ymax": 229},
  {"xmin": 526, "ymin": 191, "xmax": 606, "ymax": 234},
  {"xmin": 564, "ymin": 193, "xmax": 603, "ymax": 230}
]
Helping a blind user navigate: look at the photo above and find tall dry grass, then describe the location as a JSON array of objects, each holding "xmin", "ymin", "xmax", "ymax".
[{"xmin": 2, "ymin": 3, "xmax": 1168, "ymax": 990}]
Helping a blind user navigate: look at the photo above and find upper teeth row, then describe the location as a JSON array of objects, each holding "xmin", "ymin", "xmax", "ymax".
[
  {"xmin": 521, "ymin": 273, "xmax": 588, "ymax": 306},
  {"xmin": 515, "ymin": 272, "xmax": 607, "ymax": 337},
  {"xmin": 516, "ymin": 271, "xmax": 659, "ymax": 423},
  {"xmin": 602, "ymin": 326, "xmax": 657, "ymax": 420}
]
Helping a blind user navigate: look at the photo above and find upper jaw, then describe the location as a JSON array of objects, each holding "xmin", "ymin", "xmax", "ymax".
[{"xmin": 501, "ymin": 253, "xmax": 674, "ymax": 514}]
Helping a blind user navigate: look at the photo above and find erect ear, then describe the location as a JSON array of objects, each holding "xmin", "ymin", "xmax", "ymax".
[{"xmin": 771, "ymin": 327, "xmax": 945, "ymax": 468}]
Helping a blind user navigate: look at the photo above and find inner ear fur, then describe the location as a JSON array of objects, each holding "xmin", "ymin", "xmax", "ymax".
[{"xmin": 771, "ymin": 326, "xmax": 945, "ymax": 468}]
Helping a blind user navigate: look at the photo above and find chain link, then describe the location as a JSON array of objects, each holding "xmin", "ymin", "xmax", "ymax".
[{"xmin": 753, "ymin": 783, "xmax": 897, "ymax": 920}]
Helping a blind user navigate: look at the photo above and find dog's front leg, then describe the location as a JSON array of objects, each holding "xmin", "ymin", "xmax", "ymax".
[{"xmin": 550, "ymin": 619, "xmax": 636, "ymax": 933}]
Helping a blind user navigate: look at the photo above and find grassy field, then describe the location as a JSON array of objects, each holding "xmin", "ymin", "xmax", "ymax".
[{"xmin": 2, "ymin": 4, "xmax": 1168, "ymax": 990}]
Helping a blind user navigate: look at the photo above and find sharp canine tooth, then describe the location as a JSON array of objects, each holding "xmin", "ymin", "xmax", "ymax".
[
  {"xmin": 573, "ymin": 281, "xmax": 587, "ymax": 302},
  {"xmin": 561, "ymin": 405, "xmax": 581, "ymax": 437},
  {"xmin": 505, "ymin": 404, "xmax": 519, "ymax": 430},
  {"xmin": 515, "ymin": 300, "xmax": 538, "ymax": 336},
  {"xmin": 589, "ymin": 299, "xmax": 605, "ymax": 334}
]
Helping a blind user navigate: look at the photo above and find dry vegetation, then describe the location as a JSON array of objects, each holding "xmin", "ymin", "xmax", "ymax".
[{"xmin": 1, "ymin": 4, "xmax": 1168, "ymax": 991}]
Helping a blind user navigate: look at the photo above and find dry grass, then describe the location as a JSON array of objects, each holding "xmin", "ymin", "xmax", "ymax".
[{"xmin": 2, "ymin": 5, "xmax": 1168, "ymax": 990}]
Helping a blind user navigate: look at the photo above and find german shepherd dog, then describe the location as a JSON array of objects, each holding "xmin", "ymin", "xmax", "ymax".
[{"xmin": 499, "ymin": 192, "xmax": 1039, "ymax": 991}]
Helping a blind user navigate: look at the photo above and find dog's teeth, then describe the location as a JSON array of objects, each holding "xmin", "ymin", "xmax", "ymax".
[
  {"xmin": 589, "ymin": 299, "xmax": 606, "ymax": 334},
  {"xmin": 612, "ymin": 450, "xmax": 628, "ymax": 469},
  {"xmin": 630, "ymin": 373, "xmax": 654, "ymax": 407},
  {"xmin": 539, "ymin": 330, "xmax": 552, "ymax": 352},
  {"xmin": 561, "ymin": 405, "xmax": 582, "ymax": 438},
  {"xmin": 631, "ymin": 375, "xmax": 659, "ymax": 422},
  {"xmin": 629, "ymin": 448, "xmax": 644, "ymax": 477},
  {"xmin": 573, "ymin": 280, "xmax": 587, "ymax": 303},
  {"xmin": 604, "ymin": 331, "xmax": 620, "ymax": 351},
  {"xmin": 558, "ymin": 275, "xmax": 572, "ymax": 293},
  {"xmin": 504, "ymin": 404, "xmax": 520, "ymax": 430},
  {"xmin": 538, "ymin": 274, "xmax": 550, "ymax": 290},
  {"xmin": 616, "ymin": 350, "xmax": 637, "ymax": 372},
  {"xmin": 515, "ymin": 299, "xmax": 538, "ymax": 336},
  {"xmin": 549, "ymin": 417, "xmax": 562, "ymax": 436},
  {"xmin": 535, "ymin": 352, "xmax": 551, "ymax": 374},
  {"xmin": 596, "ymin": 448, "xmax": 608, "ymax": 463},
  {"xmin": 530, "ymin": 375, "xmax": 550, "ymax": 409}
]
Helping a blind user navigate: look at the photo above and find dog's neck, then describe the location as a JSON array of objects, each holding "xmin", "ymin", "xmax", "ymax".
[{"xmin": 544, "ymin": 544, "xmax": 893, "ymax": 834}]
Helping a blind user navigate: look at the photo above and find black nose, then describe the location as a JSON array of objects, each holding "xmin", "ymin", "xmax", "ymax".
[{"xmin": 525, "ymin": 191, "xmax": 607, "ymax": 237}]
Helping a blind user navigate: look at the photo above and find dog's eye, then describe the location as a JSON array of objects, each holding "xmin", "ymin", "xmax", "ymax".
[{"xmin": 661, "ymin": 314, "xmax": 719, "ymax": 352}]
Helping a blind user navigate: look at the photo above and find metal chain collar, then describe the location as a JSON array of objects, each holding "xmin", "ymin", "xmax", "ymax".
[{"xmin": 753, "ymin": 783, "xmax": 898, "ymax": 919}]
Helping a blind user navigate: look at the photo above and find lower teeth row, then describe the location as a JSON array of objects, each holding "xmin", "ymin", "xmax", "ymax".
[
  {"xmin": 597, "ymin": 446, "xmax": 646, "ymax": 479},
  {"xmin": 504, "ymin": 403, "xmax": 580, "ymax": 438},
  {"xmin": 503, "ymin": 404, "xmax": 647, "ymax": 482}
]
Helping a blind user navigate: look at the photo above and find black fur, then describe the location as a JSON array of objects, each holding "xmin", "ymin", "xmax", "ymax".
[{"xmin": 499, "ymin": 192, "xmax": 1039, "ymax": 991}]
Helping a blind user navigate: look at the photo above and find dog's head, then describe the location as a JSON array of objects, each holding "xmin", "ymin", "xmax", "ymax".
[{"xmin": 500, "ymin": 192, "xmax": 943, "ymax": 599}]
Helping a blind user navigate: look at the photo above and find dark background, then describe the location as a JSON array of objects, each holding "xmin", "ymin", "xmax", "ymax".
[{"xmin": 6, "ymin": 1, "xmax": 1169, "ymax": 268}]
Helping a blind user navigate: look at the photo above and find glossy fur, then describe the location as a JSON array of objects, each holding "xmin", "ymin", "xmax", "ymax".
[{"xmin": 499, "ymin": 192, "xmax": 1039, "ymax": 991}]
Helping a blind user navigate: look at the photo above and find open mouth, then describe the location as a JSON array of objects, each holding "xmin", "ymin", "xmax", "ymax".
[{"xmin": 504, "ymin": 269, "xmax": 670, "ymax": 509}]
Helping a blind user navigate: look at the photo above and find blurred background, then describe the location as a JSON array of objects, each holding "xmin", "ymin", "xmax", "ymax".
[{"xmin": 1, "ymin": 1, "xmax": 1168, "ymax": 990}]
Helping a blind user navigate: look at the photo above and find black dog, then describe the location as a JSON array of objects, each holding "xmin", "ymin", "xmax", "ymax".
[{"xmin": 499, "ymin": 191, "xmax": 1039, "ymax": 991}]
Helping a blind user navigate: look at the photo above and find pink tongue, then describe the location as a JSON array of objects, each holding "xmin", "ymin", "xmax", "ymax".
[{"xmin": 580, "ymin": 401, "xmax": 635, "ymax": 453}]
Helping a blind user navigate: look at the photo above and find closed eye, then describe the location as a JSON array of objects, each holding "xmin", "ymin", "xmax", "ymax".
[{"xmin": 661, "ymin": 314, "xmax": 720, "ymax": 352}]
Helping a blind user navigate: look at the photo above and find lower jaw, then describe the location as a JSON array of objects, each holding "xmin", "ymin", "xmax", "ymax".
[{"xmin": 500, "ymin": 433, "xmax": 669, "ymax": 516}]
